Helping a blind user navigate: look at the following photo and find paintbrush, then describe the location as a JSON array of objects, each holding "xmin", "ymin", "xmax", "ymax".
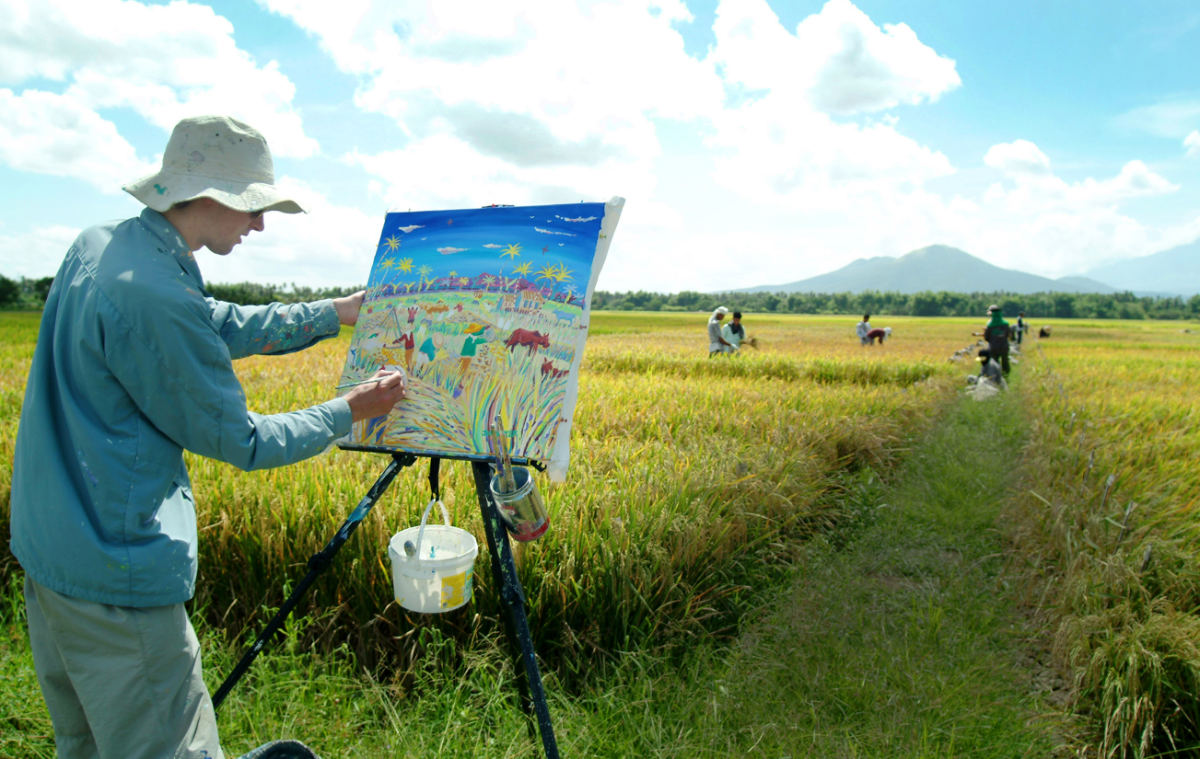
[{"xmin": 335, "ymin": 367, "xmax": 406, "ymax": 390}]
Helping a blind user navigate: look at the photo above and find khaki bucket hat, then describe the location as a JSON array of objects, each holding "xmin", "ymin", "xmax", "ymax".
[{"xmin": 123, "ymin": 115, "xmax": 304, "ymax": 214}]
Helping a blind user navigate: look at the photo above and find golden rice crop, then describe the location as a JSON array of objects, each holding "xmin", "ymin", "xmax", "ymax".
[
  {"xmin": 2, "ymin": 310, "xmax": 971, "ymax": 688},
  {"xmin": 1012, "ymin": 318, "xmax": 1200, "ymax": 757}
]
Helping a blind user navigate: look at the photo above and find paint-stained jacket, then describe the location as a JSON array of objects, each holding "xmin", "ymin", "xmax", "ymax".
[{"xmin": 10, "ymin": 208, "xmax": 352, "ymax": 607}]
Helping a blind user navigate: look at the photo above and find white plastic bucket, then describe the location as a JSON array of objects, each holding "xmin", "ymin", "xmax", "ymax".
[{"xmin": 388, "ymin": 500, "xmax": 478, "ymax": 613}]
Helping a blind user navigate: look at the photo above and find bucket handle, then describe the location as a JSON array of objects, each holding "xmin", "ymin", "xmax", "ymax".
[{"xmin": 411, "ymin": 498, "xmax": 451, "ymax": 561}]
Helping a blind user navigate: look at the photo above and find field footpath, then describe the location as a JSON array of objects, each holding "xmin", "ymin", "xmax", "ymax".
[{"xmin": 667, "ymin": 375, "xmax": 1074, "ymax": 757}]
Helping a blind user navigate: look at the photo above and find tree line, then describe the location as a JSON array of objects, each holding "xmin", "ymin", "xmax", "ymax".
[
  {"xmin": 5, "ymin": 273, "xmax": 1200, "ymax": 320},
  {"xmin": 0, "ymin": 276, "xmax": 357, "ymax": 310}
]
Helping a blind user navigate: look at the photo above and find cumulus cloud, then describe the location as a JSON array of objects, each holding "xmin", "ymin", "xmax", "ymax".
[
  {"xmin": 0, "ymin": 89, "xmax": 155, "ymax": 191},
  {"xmin": 1186, "ymin": 130, "xmax": 1200, "ymax": 157},
  {"xmin": 0, "ymin": 0, "xmax": 317, "ymax": 158},
  {"xmin": 0, "ymin": 223, "xmax": 81, "ymax": 279},
  {"xmin": 973, "ymin": 144, "xmax": 1181, "ymax": 275},
  {"xmin": 983, "ymin": 139, "xmax": 1051, "ymax": 175},
  {"xmin": 199, "ymin": 177, "xmax": 382, "ymax": 287},
  {"xmin": 264, "ymin": 0, "xmax": 719, "ymax": 169},
  {"xmin": 699, "ymin": 0, "xmax": 958, "ymax": 210},
  {"xmin": 1114, "ymin": 98, "xmax": 1200, "ymax": 139},
  {"xmin": 710, "ymin": 0, "xmax": 960, "ymax": 115}
]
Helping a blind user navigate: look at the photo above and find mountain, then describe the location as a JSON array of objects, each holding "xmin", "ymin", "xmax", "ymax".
[
  {"xmin": 1080, "ymin": 240, "xmax": 1200, "ymax": 297},
  {"xmin": 738, "ymin": 245, "xmax": 1118, "ymax": 295}
]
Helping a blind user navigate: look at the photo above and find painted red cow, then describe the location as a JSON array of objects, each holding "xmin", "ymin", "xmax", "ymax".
[
  {"xmin": 505, "ymin": 328, "xmax": 550, "ymax": 354},
  {"xmin": 540, "ymin": 358, "xmax": 569, "ymax": 380}
]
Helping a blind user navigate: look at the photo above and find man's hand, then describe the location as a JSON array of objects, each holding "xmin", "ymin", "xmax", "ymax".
[
  {"xmin": 333, "ymin": 291, "xmax": 366, "ymax": 326},
  {"xmin": 344, "ymin": 368, "xmax": 407, "ymax": 422}
]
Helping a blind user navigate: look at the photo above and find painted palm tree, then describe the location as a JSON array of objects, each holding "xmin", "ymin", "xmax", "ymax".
[
  {"xmin": 481, "ymin": 273, "xmax": 496, "ymax": 291},
  {"xmin": 418, "ymin": 264, "xmax": 433, "ymax": 291},
  {"xmin": 552, "ymin": 262, "xmax": 573, "ymax": 285},
  {"xmin": 512, "ymin": 262, "xmax": 532, "ymax": 289},
  {"xmin": 535, "ymin": 264, "xmax": 557, "ymax": 297},
  {"xmin": 501, "ymin": 243, "xmax": 522, "ymax": 260},
  {"xmin": 397, "ymin": 257, "xmax": 414, "ymax": 274}
]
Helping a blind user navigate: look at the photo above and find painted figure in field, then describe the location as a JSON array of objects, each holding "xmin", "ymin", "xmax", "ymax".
[
  {"xmin": 337, "ymin": 199, "xmax": 624, "ymax": 480},
  {"xmin": 458, "ymin": 323, "xmax": 489, "ymax": 379},
  {"xmin": 415, "ymin": 332, "xmax": 444, "ymax": 375}
]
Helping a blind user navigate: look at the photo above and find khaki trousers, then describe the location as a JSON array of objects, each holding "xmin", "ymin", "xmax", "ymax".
[{"xmin": 23, "ymin": 575, "xmax": 224, "ymax": 759}]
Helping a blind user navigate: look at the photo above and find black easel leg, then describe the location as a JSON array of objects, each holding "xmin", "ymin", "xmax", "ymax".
[
  {"xmin": 213, "ymin": 452, "xmax": 415, "ymax": 711},
  {"xmin": 471, "ymin": 461, "xmax": 559, "ymax": 759}
]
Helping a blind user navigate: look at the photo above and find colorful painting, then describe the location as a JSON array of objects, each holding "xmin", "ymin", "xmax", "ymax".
[{"xmin": 336, "ymin": 198, "xmax": 623, "ymax": 481}]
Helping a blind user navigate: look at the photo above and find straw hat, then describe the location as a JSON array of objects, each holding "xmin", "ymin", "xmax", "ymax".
[{"xmin": 123, "ymin": 115, "xmax": 304, "ymax": 214}]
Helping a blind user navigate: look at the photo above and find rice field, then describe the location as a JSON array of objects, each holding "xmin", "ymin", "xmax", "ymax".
[
  {"xmin": 4, "ymin": 309, "xmax": 1199, "ymax": 756},
  {"xmin": 0, "ymin": 311, "xmax": 963, "ymax": 689},
  {"xmin": 1010, "ymin": 318, "xmax": 1200, "ymax": 757}
]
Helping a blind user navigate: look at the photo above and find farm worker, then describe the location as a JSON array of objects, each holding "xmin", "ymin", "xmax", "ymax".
[
  {"xmin": 980, "ymin": 305, "xmax": 1012, "ymax": 374},
  {"xmin": 866, "ymin": 326, "xmax": 890, "ymax": 344},
  {"xmin": 976, "ymin": 347, "xmax": 1007, "ymax": 388},
  {"xmin": 414, "ymin": 332, "xmax": 444, "ymax": 375},
  {"xmin": 720, "ymin": 310, "xmax": 745, "ymax": 352},
  {"xmin": 8, "ymin": 115, "xmax": 407, "ymax": 759},
  {"xmin": 458, "ymin": 322, "xmax": 489, "ymax": 377},
  {"xmin": 856, "ymin": 314, "xmax": 871, "ymax": 345},
  {"xmin": 708, "ymin": 306, "xmax": 733, "ymax": 356},
  {"xmin": 393, "ymin": 328, "xmax": 416, "ymax": 371},
  {"xmin": 1015, "ymin": 311, "xmax": 1027, "ymax": 345}
]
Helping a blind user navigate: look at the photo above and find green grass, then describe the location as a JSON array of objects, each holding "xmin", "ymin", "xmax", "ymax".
[{"xmin": 625, "ymin": 372, "xmax": 1067, "ymax": 757}]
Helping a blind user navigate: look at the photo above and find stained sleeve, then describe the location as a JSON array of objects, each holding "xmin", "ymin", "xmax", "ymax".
[{"xmin": 107, "ymin": 290, "xmax": 351, "ymax": 471}]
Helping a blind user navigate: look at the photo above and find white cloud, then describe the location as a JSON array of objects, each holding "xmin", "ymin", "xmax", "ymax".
[
  {"xmin": 264, "ymin": 0, "xmax": 720, "ymax": 167},
  {"xmin": 973, "ymin": 145, "xmax": 1181, "ymax": 275},
  {"xmin": 1186, "ymin": 130, "xmax": 1200, "ymax": 157},
  {"xmin": 984, "ymin": 139, "xmax": 1051, "ymax": 175},
  {"xmin": 793, "ymin": 0, "xmax": 960, "ymax": 113},
  {"xmin": 1114, "ymin": 98, "xmax": 1200, "ymax": 139},
  {"xmin": 197, "ymin": 177, "xmax": 382, "ymax": 287},
  {"xmin": 703, "ymin": 0, "xmax": 959, "ymax": 209},
  {"xmin": 0, "ymin": 223, "xmax": 80, "ymax": 279},
  {"xmin": 0, "ymin": 89, "xmax": 155, "ymax": 191},
  {"xmin": 0, "ymin": 0, "xmax": 317, "ymax": 158},
  {"xmin": 710, "ymin": 0, "xmax": 960, "ymax": 116}
]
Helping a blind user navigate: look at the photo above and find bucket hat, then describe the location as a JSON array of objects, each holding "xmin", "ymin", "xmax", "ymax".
[{"xmin": 123, "ymin": 115, "xmax": 304, "ymax": 214}]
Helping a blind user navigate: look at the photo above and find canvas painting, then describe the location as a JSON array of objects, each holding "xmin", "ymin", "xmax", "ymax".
[{"xmin": 336, "ymin": 198, "xmax": 623, "ymax": 481}]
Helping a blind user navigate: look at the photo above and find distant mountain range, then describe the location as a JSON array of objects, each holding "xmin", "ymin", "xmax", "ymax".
[
  {"xmin": 1079, "ymin": 240, "xmax": 1200, "ymax": 296},
  {"xmin": 738, "ymin": 242, "xmax": 1200, "ymax": 296}
]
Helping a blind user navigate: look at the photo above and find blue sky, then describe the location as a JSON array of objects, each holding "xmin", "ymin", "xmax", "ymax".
[{"xmin": 2, "ymin": 0, "xmax": 1198, "ymax": 293}]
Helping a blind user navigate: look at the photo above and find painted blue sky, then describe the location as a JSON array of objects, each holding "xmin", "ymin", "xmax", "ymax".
[
  {"xmin": 367, "ymin": 203, "xmax": 605, "ymax": 301},
  {"xmin": 2, "ymin": 0, "xmax": 1198, "ymax": 293}
]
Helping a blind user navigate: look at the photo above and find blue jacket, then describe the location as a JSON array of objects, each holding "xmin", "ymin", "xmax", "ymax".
[{"xmin": 10, "ymin": 209, "xmax": 352, "ymax": 607}]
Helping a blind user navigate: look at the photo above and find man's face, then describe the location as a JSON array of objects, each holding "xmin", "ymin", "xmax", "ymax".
[{"xmin": 202, "ymin": 199, "xmax": 265, "ymax": 255}]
